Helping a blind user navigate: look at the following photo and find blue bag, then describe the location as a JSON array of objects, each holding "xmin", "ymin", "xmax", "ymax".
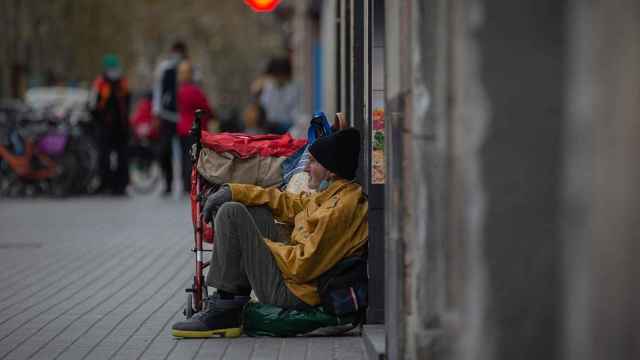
[{"xmin": 281, "ymin": 112, "xmax": 332, "ymax": 186}]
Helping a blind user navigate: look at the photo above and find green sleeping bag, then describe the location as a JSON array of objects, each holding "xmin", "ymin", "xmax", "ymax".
[{"xmin": 242, "ymin": 302, "xmax": 361, "ymax": 337}]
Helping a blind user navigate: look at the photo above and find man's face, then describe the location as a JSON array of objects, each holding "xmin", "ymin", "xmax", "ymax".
[{"xmin": 304, "ymin": 154, "xmax": 331, "ymax": 190}]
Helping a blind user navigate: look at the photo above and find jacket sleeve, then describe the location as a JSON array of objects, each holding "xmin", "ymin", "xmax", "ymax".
[
  {"xmin": 228, "ymin": 183, "xmax": 310, "ymax": 224},
  {"xmin": 264, "ymin": 200, "xmax": 357, "ymax": 284},
  {"xmin": 89, "ymin": 78, "xmax": 101, "ymax": 112},
  {"xmin": 196, "ymin": 87, "xmax": 212, "ymax": 116},
  {"xmin": 123, "ymin": 80, "xmax": 131, "ymax": 120}
]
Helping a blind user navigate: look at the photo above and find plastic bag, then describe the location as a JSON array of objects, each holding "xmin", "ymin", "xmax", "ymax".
[
  {"xmin": 281, "ymin": 145, "xmax": 308, "ymax": 185},
  {"xmin": 196, "ymin": 149, "xmax": 286, "ymax": 187},
  {"xmin": 281, "ymin": 112, "xmax": 332, "ymax": 187},
  {"xmin": 242, "ymin": 302, "xmax": 359, "ymax": 337}
]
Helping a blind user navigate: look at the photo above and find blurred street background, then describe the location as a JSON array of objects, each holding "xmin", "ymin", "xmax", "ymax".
[
  {"xmin": 0, "ymin": 0, "xmax": 313, "ymax": 198},
  {"xmin": 1, "ymin": 0, "xmax": 285, "ymax": 112},
  {"xmin": 2, "ymin": 0, "xmax": 640, "ymax": 360}
]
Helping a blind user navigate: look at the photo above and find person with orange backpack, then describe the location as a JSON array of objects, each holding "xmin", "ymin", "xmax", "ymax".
[{"xmin": 90, "ymin": 54, "xmax": 131, "ymax": 196}]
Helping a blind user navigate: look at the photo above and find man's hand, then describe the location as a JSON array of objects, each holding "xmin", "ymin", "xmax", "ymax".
[{"xmin": 202, "ymin": 185, "xmax": 232, "ymax": 223}]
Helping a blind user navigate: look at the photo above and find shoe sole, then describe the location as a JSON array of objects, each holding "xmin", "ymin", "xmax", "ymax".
[{"xmin": 171, "ymin": 327, "xmax": 242, "ymax": 338}]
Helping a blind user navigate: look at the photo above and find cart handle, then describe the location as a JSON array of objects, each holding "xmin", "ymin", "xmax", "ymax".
[{"xmin": 190, "ymin": 109, "xmax": 204, "ymax": 164}]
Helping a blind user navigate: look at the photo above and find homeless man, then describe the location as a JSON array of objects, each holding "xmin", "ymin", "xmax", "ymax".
[{"xmin": 172, "ymin": 128, "xmax": 368, "ymax": 338}]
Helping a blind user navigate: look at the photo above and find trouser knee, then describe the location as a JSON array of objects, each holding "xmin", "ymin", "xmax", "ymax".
[
  {"xmin": 217, "ymin": 202, "xmax": 247, "ymax": 216},
  {"xmin": 215, "ymin": 202, "xmax": 249, "ymax": 227}
]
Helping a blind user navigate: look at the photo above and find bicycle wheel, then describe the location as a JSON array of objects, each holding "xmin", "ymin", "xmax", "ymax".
[
  {"xmin": 129, "ymin": 145, "xmax": 161, "ymax": 194},
  {"xmin": 69, "ymin": 137, "xmax": 101, "ymax": 194},
  {"xmin": 49, "ymin": 152, "xmax": 76, "ymax": 197},
  {"xmin": 0, "ymin": 160, "xmax": 20, "ymax": 197}
]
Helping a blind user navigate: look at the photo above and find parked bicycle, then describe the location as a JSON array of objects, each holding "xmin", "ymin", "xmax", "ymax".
[
  {"xmin": 26, "ymin": 87, "xmax": 101, "ymax": 195},
  {"xmin": 0, "ymin": 103, "xmax": 76, "ymax": 197},
  {"xmin": 0, "ymin": 88, "xmax": 101, "ymax": 197}
]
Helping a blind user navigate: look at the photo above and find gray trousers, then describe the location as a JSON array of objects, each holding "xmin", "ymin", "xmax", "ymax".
[{"xmin": 206, "ymin": 202, "xmax": 309, "ymax": 310}]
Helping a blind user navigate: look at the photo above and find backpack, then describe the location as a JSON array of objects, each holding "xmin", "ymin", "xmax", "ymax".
[{"xmin": 316, "ymin": 255, "xmax": 368, "ymax": 316}]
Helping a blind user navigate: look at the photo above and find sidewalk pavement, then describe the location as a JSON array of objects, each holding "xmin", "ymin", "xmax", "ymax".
[{"xmin": 0, "ymin": 195, "xmax": 365, "ymax": 360}]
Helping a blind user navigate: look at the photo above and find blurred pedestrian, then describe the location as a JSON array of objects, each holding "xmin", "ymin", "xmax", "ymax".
[
  {"xmin": 153, "ymin": 41, "xmax": 187, "ymax": 196},
  {"xmin": 90, "ymin": 54, "xmax": 130, "ymax": 196},
  {"xmin": 258, "ymin": 57, "xmax": 301, "ymax": 134},
  {"xmin": 241, "ymin": 101, "xmax": 267, "ymax": 134},
  {"xmin": 177, "ymin": 60, "xmax": 212, "ymax": 194},
  {"xmin": 130, "ymin": 91, "xmax": 160, "ymax": 142}
]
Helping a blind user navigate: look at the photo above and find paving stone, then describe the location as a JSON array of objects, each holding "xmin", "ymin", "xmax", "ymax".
[
  {"xmin": 218, "ymin": 337, "xmax": 256, "ymax": 360},
  {"xmin": 334, "ymin": 336, "xmax": 366, "ymax": 360},
  {"xmin": 278, "ymin": 337, "xmax": 310, "ymax": 360},
  {"xmin": 167, "ymin": 339, "xmax": 206, "ymax": 360},
  {"xmin": 250, "ymin": 337, "xmax": 283, "ymax": 360},
  {"xmin": 193, "ymin": 338, "xmax": 231, "ymax": 360},
  {"xmin": 0, "ymin": 197, "xmax": 366, "ymax": 360},
  {"xmin": 4, "ymin": 251, "xmax": 168, "ymax": 358},
  {"xmin": 306, "ymin": 337, "xmax": 336, "ymax": 360}
]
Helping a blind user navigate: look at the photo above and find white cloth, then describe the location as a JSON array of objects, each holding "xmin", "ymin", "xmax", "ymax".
[{"xmin": 259, "ymin": 79, "xmax": 301, "ymax": 127}]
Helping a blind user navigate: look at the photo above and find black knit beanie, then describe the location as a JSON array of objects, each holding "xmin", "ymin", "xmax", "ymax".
[{"xmin": 309, "ymin": 128, "xmax": 361, "ymax": 180}]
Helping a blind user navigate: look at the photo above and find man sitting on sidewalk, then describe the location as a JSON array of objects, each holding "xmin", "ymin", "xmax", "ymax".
[{"xmin": 172, "ymin": 128, "xmax": 368, "ymax": 338}]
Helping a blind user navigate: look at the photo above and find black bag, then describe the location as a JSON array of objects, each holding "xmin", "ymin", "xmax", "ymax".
[{"xmin": 316, "ymin": 256, "xmax": 368, "ymax": 316}]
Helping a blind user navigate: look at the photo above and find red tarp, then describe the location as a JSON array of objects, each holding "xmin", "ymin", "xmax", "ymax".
[{"xmin": 200, "ymin": 132, "xmax": 307, "ymax": 159}]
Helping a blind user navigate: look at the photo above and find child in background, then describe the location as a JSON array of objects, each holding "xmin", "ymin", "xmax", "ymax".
[{"xmin": 242, "ymin": 102, "xmax": 267, "ymax": 134}]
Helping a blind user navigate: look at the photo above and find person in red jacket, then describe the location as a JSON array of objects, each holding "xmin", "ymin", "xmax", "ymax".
[
  {"xmin": 177, "ymin": 60, "xmax": 212, "ymax": 193},
  {"xmin": 130, "ymin": 91, "xmax": 160, "ymax": 142}
]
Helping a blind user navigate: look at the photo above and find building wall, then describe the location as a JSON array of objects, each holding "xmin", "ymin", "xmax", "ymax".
[
  {"xmin": 563, "ymin": 1, "xmax": 640, "ymax": 359},
  {"xmin": 383, "ymin": 0, "xmax": 639, "ymax": 359},
  {"xmin": 384, "ymin": 0, "xmax": 412, "ymax": 357},
  {"xmin": 456, "ymin": 1, "xmax": 566, "ymax": 359},
  {"xmin": 320, "ymin": 0, "xmax": 338, "ymax": 118},
  {"xmin": 366, "ymin": 0, "xmax": 387, "ymax": 324},
  {"xmin": 312, "ymin": 1, "xmax": 639, "ymax": 359}
]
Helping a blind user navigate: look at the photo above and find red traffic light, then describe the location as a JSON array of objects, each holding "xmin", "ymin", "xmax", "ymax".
[{"xmin": 244, "ymin": 0, "xmax": 281, "ymax": 13}]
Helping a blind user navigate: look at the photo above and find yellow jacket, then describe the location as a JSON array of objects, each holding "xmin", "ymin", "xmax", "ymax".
[{"xmin": 228, "ymin": 179, "xmax": 368, "ymax": 305}]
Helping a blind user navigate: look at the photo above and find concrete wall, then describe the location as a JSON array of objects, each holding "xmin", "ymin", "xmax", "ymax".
[
  {"xmin": 458, "ymin": 1, "xmax": 566, "ymax": 359},
  {"xmin": 320, "ymin": 0, "xmax": 338, "ymax": 118},
  {"xmin": 383, "ymin": 0, "xmax": 640, "ymax": 359},
  {"xmin": 563, "ymin": 1, "xmax": 640, "ymax": 359},
  {"xmin": 384, "ymin": 0, "xmax": 411, "ymax": 356}
]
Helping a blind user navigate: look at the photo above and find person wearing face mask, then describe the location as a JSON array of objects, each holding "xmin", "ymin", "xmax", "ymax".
[
  {"xmin": 172, "ymin": 128, "xmax": 368, "ymax": 338},
  {"xmin": 176, "ymin": 60, "xmax": 212, "ymax": 194},
  {"xmin": 258, "ymin": 57, "xmax": 301, "ymax": 134},
  {"xmin": 152, "ymin": 41, "xmax": 188, "ymax": 196},
  {"xmin": 90, "ymin": 54, "xmax": 131, "ymax": 196}
]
